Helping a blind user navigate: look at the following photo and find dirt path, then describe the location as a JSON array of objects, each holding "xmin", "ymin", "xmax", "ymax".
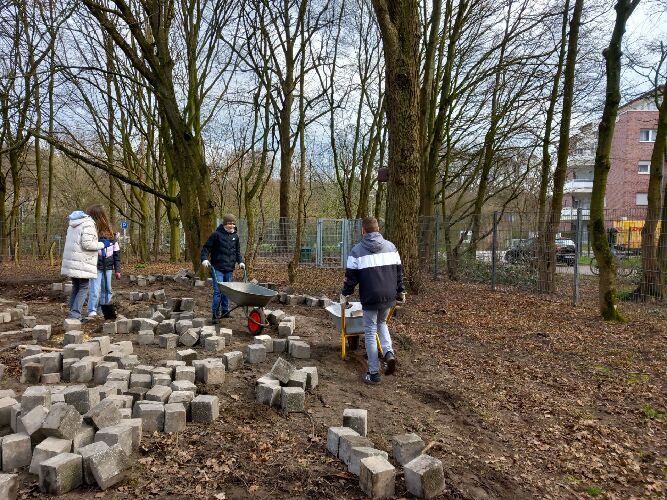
[{"xmin": 0, "ymin": 261, "xmax": 665, "ymax": 498}]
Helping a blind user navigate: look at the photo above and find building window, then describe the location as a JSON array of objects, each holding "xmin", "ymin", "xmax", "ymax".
[
  {"xmin": 639, "ymin": 129, "xmax": 657, "ymax": 142},
  {"xmin": 636, "ymin": 193, "xmax": 648, "ymax": 206},
  {"xmin": 638, "ymin": 161, "xmax": 650, "ymax": 174}
]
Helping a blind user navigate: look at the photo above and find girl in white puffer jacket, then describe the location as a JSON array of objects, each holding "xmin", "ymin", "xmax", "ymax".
[{"xmin": 61, "ymin": 210, "xmax": 105, "ymax": 319}]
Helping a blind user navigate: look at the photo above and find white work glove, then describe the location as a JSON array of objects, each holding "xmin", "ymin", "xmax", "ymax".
[
  {"xmin": 239, "ymin": 263, "xmax": 246, "ymax": 269},
  {"xmin": 396, "ymin": 292, "xmax": 406, "ymax": 303},
  {"xmin": 201, "ymin": 260, "xmax": 211, "ymax": 269},
  {"xmin": 339, "ymin": 294, "xmax": 348, "ymax": 305}
]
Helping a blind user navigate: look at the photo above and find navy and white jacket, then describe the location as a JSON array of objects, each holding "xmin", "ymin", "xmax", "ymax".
[
  {"xmin": 200, "ymin": 224, "xmax": 244, "ymax": 272},
  {"xmin": 342, "ymin": 232, "xmax": 405, "ymax": 309}
]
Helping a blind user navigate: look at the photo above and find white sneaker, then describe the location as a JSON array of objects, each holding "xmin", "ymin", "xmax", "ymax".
[{"xmin": 87, "ymin": 311, "xmax": 97, "ymax": 318}]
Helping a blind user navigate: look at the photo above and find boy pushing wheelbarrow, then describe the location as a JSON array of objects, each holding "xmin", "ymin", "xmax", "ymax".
[{"xmin": 340, "ymin": 217, "xmax": 406, "ymax": 385}]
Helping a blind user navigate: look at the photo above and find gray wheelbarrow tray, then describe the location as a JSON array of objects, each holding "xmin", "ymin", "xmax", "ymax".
[
  {"xmin": 325, "ymin": 301, "xmax": 365, "ymax": 334},
  {"xmin": 216, "ymin": 282, "xmax": 277, "ymax": 307}
]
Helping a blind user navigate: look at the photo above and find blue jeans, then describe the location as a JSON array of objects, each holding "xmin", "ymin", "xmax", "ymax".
[
  {"xmin": 68, "ymin": 278, "xmax": 89, "ymax": 320},
  {"xmin": 363, "ymin": 307, "xmax": 393, "ymax": 374},
  {"xmin": 88, "ymin": 270, "xmax": 113, "ymax": 315},
  {"xmin": 212, "ymin": 269, "xmax": 234, "ymax": 317}
]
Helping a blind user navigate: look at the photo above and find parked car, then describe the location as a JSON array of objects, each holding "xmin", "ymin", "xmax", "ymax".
[{"xmin": 504, "ymin": 238, "xmax": 576, "ymax": 266}]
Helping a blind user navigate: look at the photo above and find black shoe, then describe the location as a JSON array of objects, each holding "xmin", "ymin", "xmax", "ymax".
[
  {"xmin": 220, "ymin": 311, "xmax": 230, "ymax": 319},
  {"xmin": 384, "ymin": 351, "xmax": 397, "ymax": 375},
  {"xmin": 211, "ymin": 316, "xmax": 220, "ymax": 325},
  {"xmin": 362, "ymin": 372, "xmax": 381, "ymax": 385}
]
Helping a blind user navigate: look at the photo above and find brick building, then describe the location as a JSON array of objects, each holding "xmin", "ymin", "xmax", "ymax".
[{"xmin": 562, "ymin": 92, "xmax": 665, "ymax": 215}]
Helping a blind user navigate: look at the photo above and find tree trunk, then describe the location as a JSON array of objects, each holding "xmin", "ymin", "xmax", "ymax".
[
  {"xmin": 639, "ymin": 81, "xmax": 667, "ymax": 298},
  {"xmin": 371, "ymin": 0, "xmax": 422, "ymax": 290},
  {"xmin": 537, "ymin": 0, "xmax": 569, "ymax": 292},
  {"xmin": 589, "ymin": 0, "xmax": 639, "ymax": 321},
  {"xmin": 543, "ymin": 0, "xmax": 584, "ymax": 293}
]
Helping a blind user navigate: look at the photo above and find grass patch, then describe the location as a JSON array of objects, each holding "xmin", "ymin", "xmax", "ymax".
[
  {"xmin": 586, "ymin": 485, "xmax": 603, "ymax": 497},
  {"xmin": 627, "ymin": 372, "xmax": 650, "ymax": 385},
  {"xmin": 641, "ymin": 405, "xmax": 664, "ymax": 420}
]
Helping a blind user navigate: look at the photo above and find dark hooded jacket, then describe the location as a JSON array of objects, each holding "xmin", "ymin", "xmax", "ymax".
[
  {"xmin": 200, "ymin": 224, "xmax": 243, "ymax": 272},
  {"xmin": 341, "ymin": 232, "xmax": 404, "ymax": 309}
]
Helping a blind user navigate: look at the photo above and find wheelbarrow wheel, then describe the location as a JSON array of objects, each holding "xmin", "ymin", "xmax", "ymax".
[
  {"xmin": 247, "ymin": 308, "xmax": 266, "ymax": 335},
  {"xmin": 347, "ymin": 336, "xmax": 360, "ymax": 351}
]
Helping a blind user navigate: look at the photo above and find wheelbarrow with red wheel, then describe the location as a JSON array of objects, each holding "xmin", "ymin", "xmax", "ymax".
[{"xmin": 210, "ymin": 268, "xmax": 277, "ymax": 335}]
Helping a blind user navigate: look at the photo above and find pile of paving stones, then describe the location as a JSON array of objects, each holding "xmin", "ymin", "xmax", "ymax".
[
  {"xmin": 327, "ymin": 411, "xmax": 445, "ymax": 498},
  {"xmin": 254, "ymin": 357, "xmax": 318, "ymax": 412},
  {"xmin": 0, "ymin": 303, "xmax": 29, "ymax": 325},
  {"xmin": 2, "ymin": 312, "xmax": 229, "ymax": 496}
]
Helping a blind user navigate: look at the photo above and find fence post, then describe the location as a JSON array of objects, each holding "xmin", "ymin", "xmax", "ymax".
[
  {"xmin": 341, "ymin": 219, "xmax": 348, "ymax": 268},
  {"xmin": 433, "ymin": 215, "xmax": 439, "ymax": 279},
  {"xmin": 316, "ymin": 219, "xmax": 322, "ymax": 268},
  {"xmin": 491, "ymin": 211, "xmax": 498, "ymax": 291},
  {"xmin": 573, "ymin": 207, "xmax": 582, "ymax": 306}
]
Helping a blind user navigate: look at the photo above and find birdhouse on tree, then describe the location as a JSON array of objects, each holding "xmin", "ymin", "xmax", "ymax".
[{"xmin": 377, "ymin": 167, "xmax": 389, "ymax": 183}]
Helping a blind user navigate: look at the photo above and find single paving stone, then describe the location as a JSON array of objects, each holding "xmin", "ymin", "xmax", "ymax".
[
  {"xmin": 32, "ymin": 324, "xmax": 52, "ymax": 341},
  {"xmin": 175, "ymin": 320, "xmax": 193, "ymax": 335},
  {"xmin": 156, "ymin": 319, "xmax": 176, "ymax": 335},
  {"xmin": 348, "ymin": 447, "xmax": 389, "ymax": 476},
  {"xmin": 286, "ymin": 370, "xmax": 307, "ymax": 390},
  {"xmin": 124, "ymin": 418, "xmax": 143, "ymax": 449},
  {"xmin": 163, "ymin": 403, "xmax": 186, "ymax": 433},
  {"xmin": 174, "ymin": 366, "xmax": 195, "ymax": 383},
  {"xmin": 1, "ymin": 433, "xmax": 32, "ymax": 471},
  {"xmin": 89, "ymin": 444, "xmax": 131, "ymax": 490},
  {"xmin": 115, "ymin": 318, "xmax": 132, "ymax": 334},
  {"xmin": 41, "ymin": 353, "xmax": 63, "ymax": 374},
  {"xmin": 132, "ymin": 403, "xmax": 165, "ymax": 432},
  {"xmin": 338, "ymin": 435, "xmax": 373, "ymax": 466},
  {"xmin": 222, "ymin": 351, "xmax": 243, "ymax": 371},
  {"xmin": 21, "ymin": 363, "xmax": 43, "ymax": 384},
  {"xmin": 105, "ymin": 395, "xmax": 134, "ymax": 410},
  {"xmin": 130, "ymin": 373, "xmax": 152, "ymax": 389},
  {"xmin": 272, "ymin": 338, "xmax": 287, "ymax": 353},
  {"xmin": 359, "ymin": 455, "xmax": 395, "ymax": 499},
  {"xmin": 63, "ymin": 385, "xmax": 100, "ymax": 414},
  {"xmin": 21, "ymin": 405, "xmax": 49, "ymax": 443},
  {"xmin": 84, "ymin": 400, "xmax": 122, "ymax": 430},
  {"xmin": 77, "ymin": 441, "xmax": 109, "ymax": 485},
  {"xmin": 327, "ymin": 427, "xmax": 360, "ymax": 457},
  {"xmin": 70, "ymin": 360, "xmax": 94, "ymax": 383},
  {"xmin": 268, "ymin": 309, "xmax": 285, "ymax": 326},
  {"xmin": 63, "ymin": 331, "xmax": 84, "ymax": 346},
  {"xmin": 0, "ymin": 473, "xmax": 18, "ymax": 500},
  {"xmin": 63, "ymin": 319, "xmax": 82, "ymax": 332},
  {"xmin": 72, "ymin": 425, "xmax": 95, "ymax": 453},
  {"xmin": 204, "ymin": 336, "xmax": 225, "ymax": 352},
  {"xmin": 218, "ymin": 328, "xmax": 233, "ymax": 344},
  {"xmin": 158, "ymin": 334, "xmax": 179, "ymax": 349},
  {"xmin": 145, "ymin": 386, "xmax": 172, "ymax": 404},
  {"xmin": 94, "ymin": 361, "xmax": 118, "ymax": 385},
  {"xmin": 137, "ymin": 330, "xmax": 155, "ymax": 345},
  {"xmin": 256, "ymin": 384, "xmax": 280, "ymax": 407},
  {"xmin": 202, "ymin": 361, "xmax": 225, "ymax": 385},
  {"xmin": 404, "ymin": 454, "xmax": 445, "ymax": 499},
  {"xmin": 288, "ymin": 341, "xmax": 310, "ymax": 359},
  {"xmin": 245, "ymin": 344, "xmax": 266, "ymax": 364},
  {"xmin": 300, "ymin": 367, "xmax": 318, "ymax": 391},
  {"xmin": 170, "ymin": 380, "xmax": 197, "ymax": 393},
  {"xmin": 391, "ymin": 433, "xmax": 425, "ymax": 465},
  {"xmin": 343, "ymin": 408, "xmax": 368, "ymax": 437},
  {"xmin": 94, "ymin": 424, "xmax": 133, "ymax": 456},
  {"xmin": 30, "ymin": 437, "xmax": 72, "ymax": 474},
  {"xmin": 0, "ymin": 397, "xmax": 18, "ymax": 427},
  {"xmin": 269, "ymin": 357, "xmax": 295, "ymax": 384},
  {"xmin": 21, "ymin": 316, "xmax": 37, "ymax": 328},
  {"xmin": 151, "ymin": 373, "xmax": 172, "ymax": 387},
  {"xmin": 179, "ymin": 328, "xmax": 200, "ymax": 347},
  {"xmin": 176, "ymin": 349, "xmax": 198, "ymax": 365},
  {"xmin": 102, "ymin": 322, "xmax": 117, "ymax": 335},
  {"xmin": 42, "ymin": 404, "xmax": 83, "ymax": 440},
  {"xmin": 119, "ymin": 356, "xmax": 140, "ymax": 371},
  {"xmin": 190, "ymin": 395, "xmax": 219, "ymax": 423},
  {"xmin": 38, "ymin": 452, "xmax": 82, "ymax": 495},
  {"xmin": 21, "ymin": 386, "xmax": 51, "ymax": 413},
  {"xmin": 280, "ymin": 387, "xmax": 305, "ymax": 413},
  {"xmin": 253, "ymin": 334, "xmax": 273, "ymax": 352},
  {"xmin": 167, "ymin": 392, "xmax": 195, "ymax": 421}
]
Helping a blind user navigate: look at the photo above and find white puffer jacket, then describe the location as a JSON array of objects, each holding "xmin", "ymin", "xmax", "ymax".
[{"xmin": 61, "ymin": 212, "xmax": 104, "ymax": 279}]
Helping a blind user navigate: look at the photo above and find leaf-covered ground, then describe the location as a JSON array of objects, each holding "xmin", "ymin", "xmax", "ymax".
[{"xmin": 0, "ymin": 260, "xmax": 665, "ymax": 499}]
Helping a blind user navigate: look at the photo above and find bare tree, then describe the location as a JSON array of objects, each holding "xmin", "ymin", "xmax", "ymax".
[{"xmin": 589, "ymin": 0, "xmax": 640, "ymax": 321}]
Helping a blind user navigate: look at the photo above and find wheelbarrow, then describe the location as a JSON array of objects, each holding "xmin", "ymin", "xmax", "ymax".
[
  {"xmin": 326, "ymin": 301, "xmax": 395, "ymax": 360},
  {"xmin": 211, "ymin": 268, "xmax": 277, "ymax": 335}
]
